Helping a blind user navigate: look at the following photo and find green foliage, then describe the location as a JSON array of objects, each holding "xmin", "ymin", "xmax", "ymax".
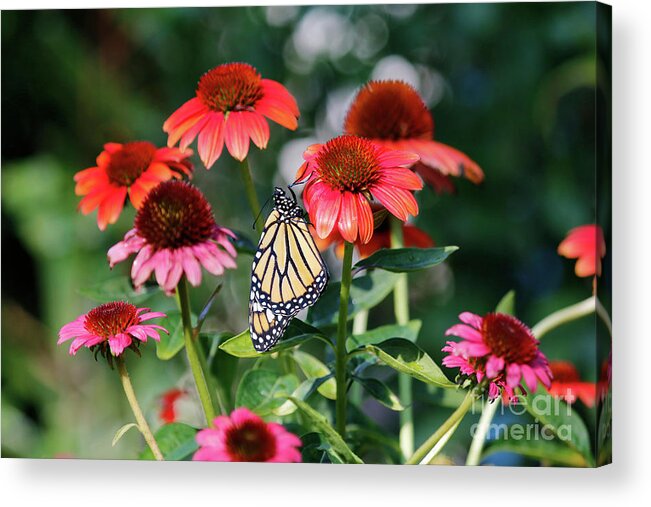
[
  {"xmin": 235, "ymin": 369, "xmax": 299, "ymax": 417},
  {"xmin": 78, "ymin": 277, "xmax": 157, "ymax": 305},
  {"xmin": 495, "ymin": 290, "xmax": 516, "ymax": 315},
  {"xmin": 483, "ymin": 436, "xmax": 588, "ymax": 467},
  {"xmin": 354, "ymin": 246, "xmax": 459, "ymax": 273},
  {"xmin": 139, "ymin": 423, "xmax": 198, "ymax": 461},
  {"xmin": 292, "ymin": 350, "xmax": 337, "ymax": 400},
  {"xmin": 354, "ymin": 377, "xmax": 404, "ymax": 411},
  {"xmin": 155, "ymin": 311, "xmax": 185, "ymax": 360},
  {"xmin": 347, "ymin": 320, "xmax": 421, "ymax": 350}
]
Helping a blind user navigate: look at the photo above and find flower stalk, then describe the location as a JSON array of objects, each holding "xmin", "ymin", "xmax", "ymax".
[
  {"xmin": 177, "ymin": 276, "xmax": 217, "ymax": 426},
  {"xmin": 406, "ymin": 390, "xmax": 475, "ymax": 465},
  {"xmin": 465, "ymin": 397, "xmax": 499, "ymax": 465},
  {"xmin": 115, "ymin": 356, "xmax": 164, "ymax": 461},
  {"xmin": 390, "ymin": 216, "xmax": 414, "ymax": 460},
  {"xmin": 531, "ymin": 296, "xmax": 596, "ymax": 339},
  {"xmin": 239, "ymin": 157, "xmax": 263, "ymax": 234},
  {"xmin": 335, "ymin": 241, "xmax": 355, "ymax": 439}
]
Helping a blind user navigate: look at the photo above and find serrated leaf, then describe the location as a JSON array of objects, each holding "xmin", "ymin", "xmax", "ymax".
[
  {"xmin": 308, "ymin": 270, "xmax": 397, "ymax": 327},
  {"xmin": 289, "ymin": 397, "xmax": 363, "ymax": 464},
  {"xmin": 363, "ymin": 338, "xmax": 455, "ymax": 388},
  {"xmin": 523, "ymin": 386, "xmax": 595, "ymax": 467},
  {"xmin": 112, "ymin": 422, "xmax": 139, "ymax": 447},
  {"xmin": 139, "ymin": 423, "xmax": 198, "ymax": 461},
  {"xmin": 355, "ymin": 377, "xmax": 404, "ymax": 411},
  {"xmin": 346, "ymin": 320, "xmax": 421, "ymax": 351},
  {"xmin": 495, "ymin": 290, "xmax": 516, "ymax": 315},
  {"xmin": 354, "ymin": 246, "xmax": 458, "ymax": 273},
  {"xmin": 483, "ymin": 436, "xmax": 588, "ymax": 467},
  {"xmin": 235, "ymin": 369, "xmax": 299, "ymax": 416},
  {"xmin": 78, "ymin": 276, "xmax": 157, "ymax": 304},
  {"xmin": 292, "ymin": 350, "xmax": 336, "ymax": 400}
]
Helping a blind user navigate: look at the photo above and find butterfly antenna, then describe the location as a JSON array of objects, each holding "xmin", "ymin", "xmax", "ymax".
[
  {"xmin": 252, "ymin": 193, "xmax": 273, "ymax": 230},
  {"xmin": 287, "ymin": 185, "xmax": 298, "ymax": 203}
]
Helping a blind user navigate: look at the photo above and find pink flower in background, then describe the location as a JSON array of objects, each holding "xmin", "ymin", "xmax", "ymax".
[
  {"xmin": 547, "ymin": 361, "xmax": 596, "ymax": 407},
  {"xmin": 557, "ymin": 224, "xmax": 606, "ymax": 277},
  {"xmin": 74, "ymin": 141, "xmax": 193, "ymax": 230},
  {"xmin": 58, "ymin": 302, "xmax": 167, "ymax": 356},
  {"xmin": 107, "ymin": 181, "xmax": 237, "ymax": 294},
  {"xmin": 344, "ymin": 80, "xmax": 483, "ymax": 194},
  {"xmin": 163, "ymin": 62, "xmax": 299, "ymax": 167},
  {"xmin": 442, "ymin": 312, "xmax": 552, "ymax": 401},
  {"xmin": 295, "ymin": 135, "xmax": 421, "ymax": 244},
  {"xmin": 193, "ymin": 407, "xmax": 302, "ymax": 462},
  {"xmin": 159, "ymin": 388, "xmax": 188, "ymax": 424}
]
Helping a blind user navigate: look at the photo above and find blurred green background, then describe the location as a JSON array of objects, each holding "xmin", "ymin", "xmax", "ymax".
[{"xmin": 1, "ymin": 3, "xmax": 609, "ymax": 462}]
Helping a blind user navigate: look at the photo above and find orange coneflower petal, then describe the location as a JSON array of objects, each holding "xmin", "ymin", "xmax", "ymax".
[
  {"xmin": 255, "ymin": 96, "xmax": 299, "ymax": 131},
  {"xmin": 377, "ymin": 167, "xmax": 423, "ymax": 191},
  {"xmin": 338, "ymin": 192, "xmax": 359, "ymax": 243},
  {"xmin": 314, "ymin": 186, "xmax": 342, "ymax": 239},
  {"xmin": 355, "ymin": 193, "xmax": 374, "ymax": 244},
  {"xmin": 74, "ymin": 167, "xmax": 107, "ymax": 195},
  {"xmin": 224, "ymin": 112, "xmax": 250, "ymax": 161},
  {"xmin": 375, "ymin": 149, "xmax": 420, "ymax": 169},
  {"xmin": 371, "ymin": 185, "xmax": 419, "ymax": 222},
  {"xmin": 78, "ymin": 185, "xmax": 114, "ymax": 215},
  {"xmin": 197, "ymin": 113, "xmax": 225, "ymax": 169},
  {"xmin": 164, "ymin": 98, "xmax": 208, "ymax": 147},
  {"xmin": 242, "ymin": 111, "xmax": 270, "ymax": 150},
  {"xmin": 179, "ymin": 114, "xmax": 210, "ymax": 152},
  {"xmin": 97, "ymin": 186, "xmax": 127, "ymax": 231},
  {"xmin": 260, "ymin": 79, "xmax": 300, "ymax": 117}
]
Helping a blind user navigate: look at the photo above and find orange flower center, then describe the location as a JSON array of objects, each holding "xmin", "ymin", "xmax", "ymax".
[
  {"xmin": 315, "ymin": 135, "xmax": 381, "ymax": 193},
  {"xmin": 549, "ymin": 361, "xmax": 581, "ymax": 383},
  {"xmin": 196, "ymin": 63, "xmax": 264, "ymax": 113},
  {"xmin": 481, "ymin": 313, "xmax": 539, "ymax": 364},
  {"xmin": 225, "ymin": 420, "xmax": 276, "ymax": 462},
  {"xmin": 135, "ymin": 181, "xmax": 216, "ymax": 250},
  {"xmin": 344, "ymin": 80, "xmax": 434, "ymax": 141},
  {"xmin": 106, "ymin": 141, "xmax": 157, "ymax": 186},
  {"xmin": 84, "ymin": 301, "xmax": 138, "ymax": 338}
]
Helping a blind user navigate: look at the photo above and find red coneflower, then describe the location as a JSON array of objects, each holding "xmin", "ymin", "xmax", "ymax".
[
  {"xmin": 344, "ymin": 80, "xmax": 483, "ymax": 193},
  {"xmin": 159, "ymin": 388, "xmax": 187, "ymax": 424},
  {"xmin": 295, "ymin": 135, "xmax": 421, "ymax": 244},
  {"xmin": 193, "ymin": 408, "xmax": 302, "ymax": 463},
  {"xmin": 107, "ymin": 181, "xmax": 237, "ymax": 294},
  {"xmin": 58, "ymin": 302, "xmax": 167, "ymax": 357},
  {"xmin": 547, "ymin": 361, "xmax": 596, "ymax": 407},
  {"xmin": 442, "ymin": 312, "xmax": 552, "ymax": 401},
  {"xmin": 558, "ymin": 224, "xmax": 606, "ymax": 278},
  {"xmin": 74, "ymin": 142, "xmax": 193, "ymax": 230},
  {"xmin": 163, "ymin": 62, "xmax": 299, "ymax": 167}
]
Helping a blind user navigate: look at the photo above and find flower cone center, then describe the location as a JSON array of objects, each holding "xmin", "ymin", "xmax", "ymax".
[
  {"xmin": 135, "ymin": 181, "xmax": 215, "ymax": 250},
  {"xmin": 197, "ymin": 63, "xmax": 264, "ymax": 113},
  {"xmin": 316, "ymin": 135, "xmax": 380, "ymax": 192},
  {"xmin": 482, "ymin": 313, "xmax": 539, "ymax": 364},
  {"xmin": 84, "ymin": 301, "xmax": 138, "ymax": 338},
  {"xmin": 106, "ymin": 141, "xmax": 156, "ymax": 186},
  {"xmin": 344, "ymin": 81, "xmax": 433, "ymax": 141},
  {"xmin": 226, "ymin": 420, "xmax": 276, "ymax": 462}
]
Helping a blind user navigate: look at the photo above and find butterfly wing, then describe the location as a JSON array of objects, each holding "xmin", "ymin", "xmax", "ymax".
[
  {"xmin": 249, "ymin": 299, "xmax": 294, "ymax": 352},
  {"xmin": 250, "ymin": 211, "xmax": 328, "ymax": 316}
]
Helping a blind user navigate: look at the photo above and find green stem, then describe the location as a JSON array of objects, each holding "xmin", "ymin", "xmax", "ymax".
[
  {"xmin": 465, "ymin": 397, "xmax": 499, "ymax": 465},
  {"xmin": 349, "ymin": 309, "xmax": 369, "ymax": 407},
  {"xmin": 406, "ymin": 390, "xmax": 475, "ymax": 465},
  {"xmin": 239, "ymin": 157, "xmax": 263, "ymax": 234},
  {"xmin": 390, "ymin": 217, "xmax": 413, "ymax": 460},
  {"xmin": 177, "ymin": 276, "xmax": 217, "ymax": 426},
  {"xmin": 335, "ymin": 241, "xmax": 355, "ymax": 439},
  {"xmin": 531, "ymin": 296, "xmax": 596, "ymax": 339},
  {"xmin": 116, "ymin": 357, "xmax": 164, "ymax": 461}
]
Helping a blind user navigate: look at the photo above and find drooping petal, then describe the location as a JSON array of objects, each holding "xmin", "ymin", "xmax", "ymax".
[
  {"xmin": 370, "ymin": 184, "xmax": 419, "ymax": 221},
  {"xmin": 223, "ymin": 112, "xmax": 251, "ymax": 161},
  {"xmin": 355, "ymin": 193, "xmax": 374, "ymax": 244},
  {"xmin": 314, "ymin": 187, "xmax": 342, "ymax": 239},
  {"xmin": 337, "ymin": 192, "xmax": 359, "ymax": 243},
  {"xmin": 197, "ymin": 113, "xmax": 226, "ymax": 169},
  {"xmin": 241, "ymin": 111, "xmax": 270, "ymax": 150}
]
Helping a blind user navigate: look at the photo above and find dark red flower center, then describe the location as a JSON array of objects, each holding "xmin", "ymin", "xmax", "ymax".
[
  {"xmin": 225, "ymin": 420, "xmax": 277, "ymax": 462},
  {"xmin": 106, "ymin": 141, "xmax": 157, "ymax": 186},
  {"xmin": 344, "ymin": 81, "xmax": 434, "ymax": 141},
  {"xmin": 481, "ymin": 313, "xmax": 539, "ymax": 364},
  {"xmin": 549, "ymin": 361, "xmax": 581, "ymax": 383},
  {"xmin": 196, "ymin": 63, "xmax": 264, "ymax": 113},
  {"xmin": 135, "ymin": 181, "xmax": 216, "ymax": 250},
  {"xmin": 315, "ymin": 135, "xmax": 381, "ymax": 193},
  {"xmin": 84, "ymin": 301, "xmax": 138, "ymax": 338}
]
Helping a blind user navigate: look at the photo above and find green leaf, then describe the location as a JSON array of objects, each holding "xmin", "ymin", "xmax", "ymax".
[
  {"xmin": 289, "ymin": 397, "xmax": 363, "ymax": 464},
  {"xmin": 292, "ymin": 350, "xmax": 336, "ymax": 400},
  {"xmin": 300, "ymin": 431, "xmax": 346, "ymax": 464},
  {"xmin": 139, "ymin": 423, "xmax": 198, "ymax": 461},
  {"xmin": 495, "ymin": 290, "xmax": 516, "ymax": 315},
  {"xmin": 346, "ymin": 320, "xmax": 421, "ymax": 351},
  {"xmin": 78, "ymin": 276, "xmax": 156, "ymax": 304},
  {"xmin": 229, "ymin": 229, "xmax": 257, "ymax": 256},
  {"xmin": 483, "ymin": 437, "xmax": 588, "ymax": 467},
  {"xmin": 219, "ymin": 319, "xmax": 326, "ymax": 358},
  {"xmin": 355, "ymin": 377, "xmax": 404, "ymax": 411},
  {"xmin": 354, "ymin": 246, "xmax": 458, "ymax": 273},
  {"xmin": 309, "ymin": 270, "xmax": 397, "ymax": 327},
  {"xmin": 155, "ymin": 311, "xmax": 185, "ymax": 360},
  {"xmin": 194, "ymin": 284, "xmax": 222, "ymax": 336},
  {"xmin": 523, "ymin": 387, "xmax": 595, "ymax": 467},
  {"xmin": 112, "ymin": 423, "xmax": 139, "ymax": 447},
  {"xmin": 235, "ymin": 369, "xmax": 299, "ymax": 416},
  {"xmin": 363, "ymin": 338, "xmax": 455, "ymax": 388}
]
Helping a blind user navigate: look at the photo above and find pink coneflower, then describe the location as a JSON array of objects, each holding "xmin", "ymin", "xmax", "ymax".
[
  {"xmin": 74, "ymin": 141, "xmax": 193, "ymax": 230},
  {"xmin": 547, "ymin": 361, "xmax": 596, "ymax": 407},
  {"xmin": 295, "ymin": 135, "xmax": 421, "ymax": 244},
  {"xmin": 163, "ymin": 62, "xmax": 299, "ymax": 167},
  {"xmin": 58, "ymin": 302, "xmax": 167, "ymax": 357},
  {"xmin": 193, "ymin": 407, "xmax": 302, "ymax": 462},
  {"xmin": 558, "ymin": 224, "xmax": 606, "ymax": 277},
  {"xmin": 344, "ymin": 80, "xmax": 483, "ymax": 194},
  {"xmin": 442, "ymin": 312, "xmax": 552, "ymax": 401},
  {"xmin": 107, "ymin": 180, "xmax": 237, "ymax": 294}
]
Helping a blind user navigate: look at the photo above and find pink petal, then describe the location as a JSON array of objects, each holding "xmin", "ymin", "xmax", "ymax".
[
  {"xmin": 108, "ymin": 333, "xmax": 132, "ymax": 356},
  {"xmin": 181, "ymin": 247, "xmax": 203, "ymax": 287},
  {"xmin": 370, "ymin": 185, "xmax": 419, "ymax": 221},
  {"xmin": 241, "ymin": 111, "xmax": 270, "ymax": 149},
  {"xmin": 224, "ymin": 112, "xmax": 250, "ymax": 161},
  {"xmin": 337, "ymin": 192, "xmax": 358, "ymax": 243},
  {"xmin": 458, "ymin": 312, "xmax": 483, "ymax": 330},
  {"xmin": 314, "ymin": 187, "xmax": 342, "ymax": 239},
  {"xmin": 197, "ymin": 113, "xmax": 225, "ymax": 169}
]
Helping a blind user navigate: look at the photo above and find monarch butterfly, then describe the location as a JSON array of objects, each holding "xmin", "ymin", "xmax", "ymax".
[{"xmin": 249, "ymin": 187, "xmax": 329, "ymax": 352}]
